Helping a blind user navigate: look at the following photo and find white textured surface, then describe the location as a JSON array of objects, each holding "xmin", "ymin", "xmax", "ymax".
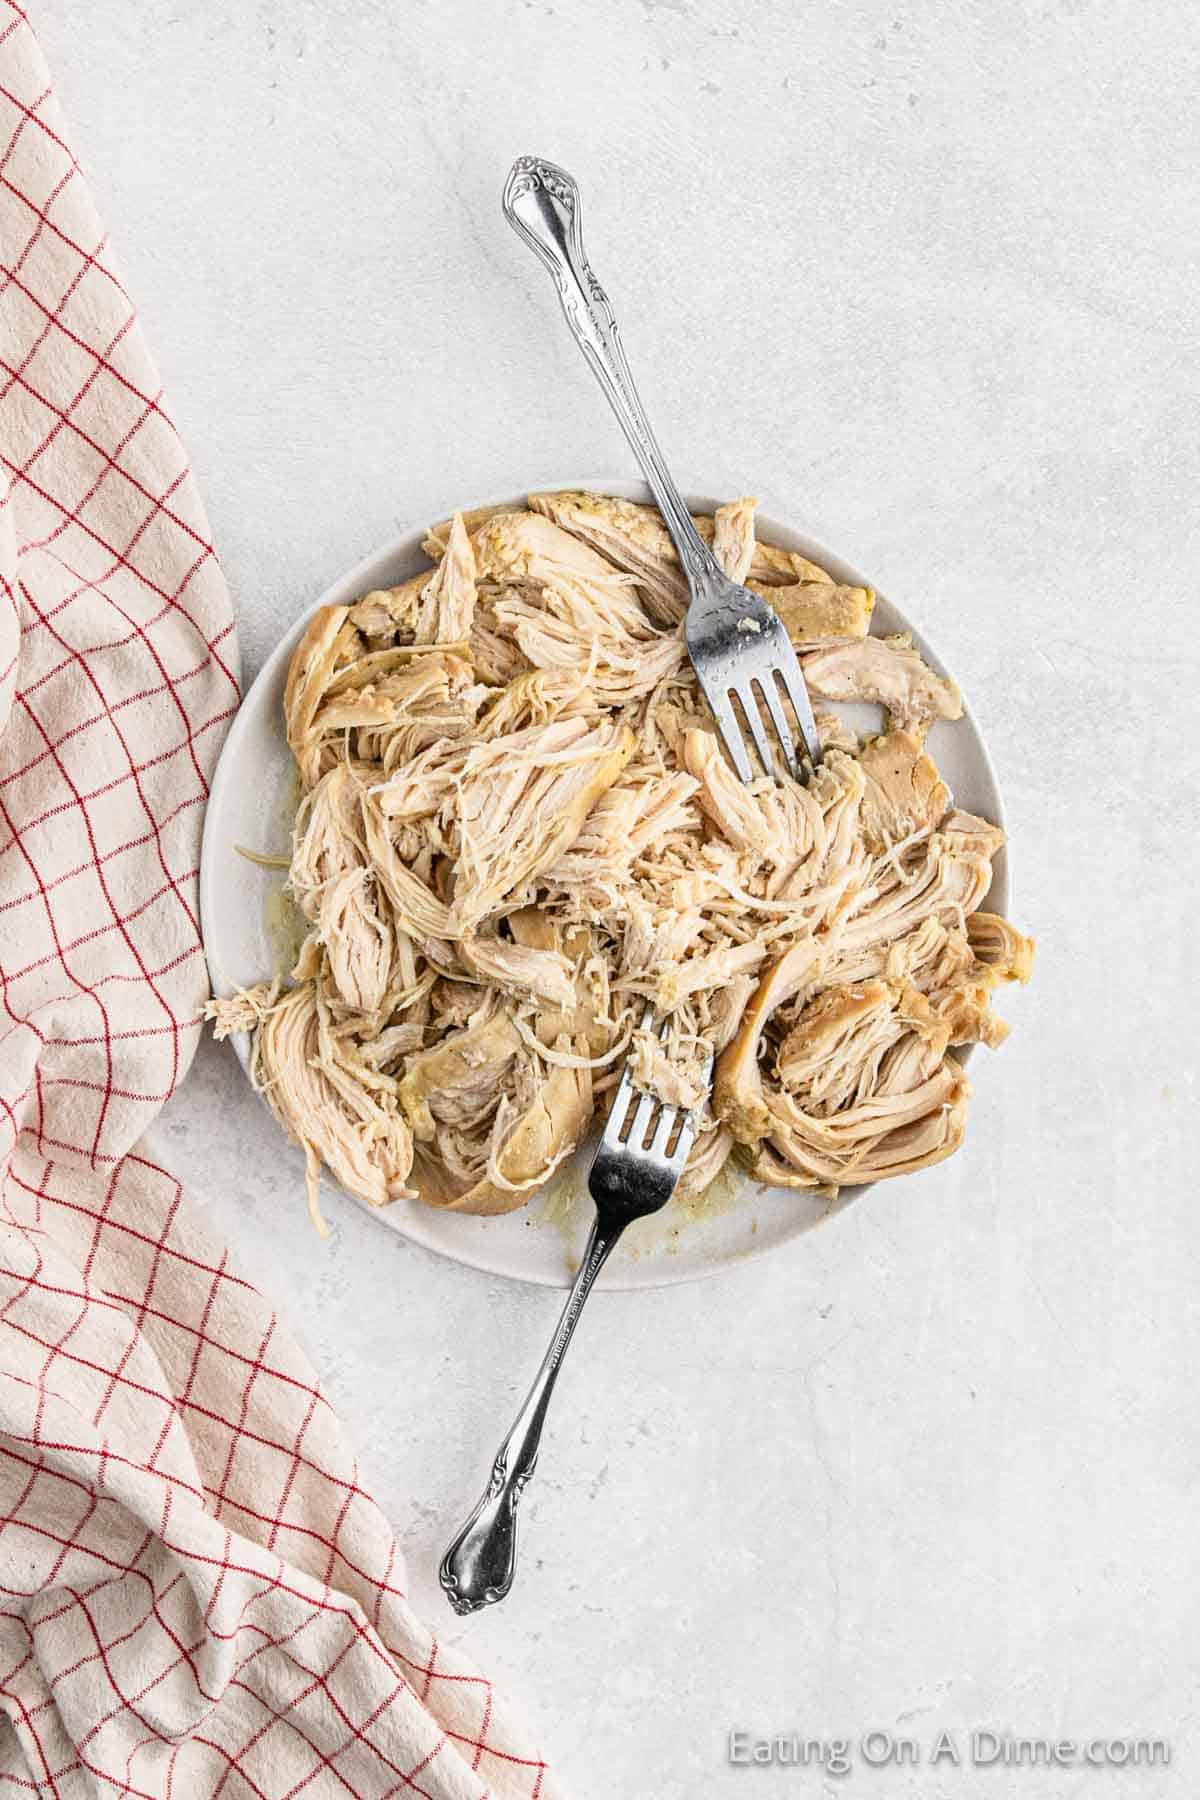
[{"xmin": 34, "ymin": 1, "xmax": 1198, "ymax": 1793}]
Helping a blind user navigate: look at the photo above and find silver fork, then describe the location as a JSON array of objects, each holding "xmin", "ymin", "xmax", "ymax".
[
  {"xmin": 502, "ymin": 154, "xmax": 821, "ymax": 781},
  {"xmin": 440, "ymin": 1021, "xmax": 711, "ymax": 1614}
]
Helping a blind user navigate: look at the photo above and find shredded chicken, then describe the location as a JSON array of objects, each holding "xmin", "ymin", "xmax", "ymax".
[
  {"xmin": 215, "ymin": 491, "xmax": 1033, "ymax": 1223},
  {"xmin": 802, "ymin": 632, "xmax": 962, "ymax": 734},
  {"xmin": 628, "ymin": 1026, "xmax": 710, "ymax": 1112},
  {"xmin": 205, "ymin": 982, "xmax": 277, "ymax": 1041},
  {"xmin": 751, "ymin": 579, "xmax": 874, "ymax": 645}
]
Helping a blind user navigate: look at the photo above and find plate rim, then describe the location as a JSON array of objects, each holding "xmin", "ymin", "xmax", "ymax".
[{"xmin": 200, "ymin": 474, "xmax": 1010, "ymax": 1289}]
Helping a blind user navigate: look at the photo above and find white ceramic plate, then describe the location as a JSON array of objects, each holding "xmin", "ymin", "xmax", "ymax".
[{"xmin": 200, "ymin": 479, "xmax": 1008, "ymax": 1289}]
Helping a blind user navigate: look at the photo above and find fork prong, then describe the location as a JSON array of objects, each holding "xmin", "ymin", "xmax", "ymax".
[
  {"xmin": 773, "ymin": 639, "xmax": 823, "ymax": 765},
  {"xmin": 600, "ymin": 1060, "xmax": 640, "ymax": 1151},
  {"xmin": 665, "ymin": 1113, "xmax": 698, "ymax": 1170},
  {"xmin": 648, "ymin": 1104, "xmax": 679, "ymax": 1157},
  {"xmin": 699, "ymin": 679, "xmax": 755, "ymax": 783},
  {"xmin": 628, "ymin": 1090, "xmax": 657, "ymax": 1151},
  {"xmin": 733, "ymin": 681, "xmax": 776, "ymax": 780},
  {"xmin": 757, "ymin": 670, "xmax": 800, "ymax": 780}
]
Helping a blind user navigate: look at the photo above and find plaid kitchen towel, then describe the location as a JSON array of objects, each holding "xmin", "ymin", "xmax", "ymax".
[{"xmin": 0, "ymin": 7, "xmax": 554, "ymax": 1795}]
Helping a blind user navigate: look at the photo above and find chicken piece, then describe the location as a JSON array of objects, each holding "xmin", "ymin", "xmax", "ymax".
[
  {"xmin": 413, "ymin": 511, "xmax": 477, "ymax": 644},
  {"xmin": 491, "ymin": 583, "xmax": 685, "ymax": 707},
  {"xmin": 472, "ymin": 509, "xmax": 632, "ymax": 590},
  {"xmin": 431, "ymin": 977, "xmax": 492, "ymax": 1029},
  {"xmin": 798, "ymin": 633, "xmax": 964, "ymax": 738},
  {"xmin": 347, "ymin": 519, "xmax": 477, "ymax": 648},
  {"xmin": 967, "ymin": 912, "xmax": 1035, "ymax": 983},
  {"xmin": 284, "ymin": 604, "xmax": 361, "ymax": 787},
  {"xmin": 674, "ymin": 1124, "xmax": 735, "ymax": 1204},
  {"xmin": 816, "ymin": 711, "xmax": 860, "ymax": 755},
  {"xmin": 707, "ymin": 973, "xmax": 759, "ymax": 1055},
  {"xmin": 753, "ymin": 974, "xmax": 972, "ymax": 1190},
  {"xmin": 802, "ymin": 634, "xmax": 962, "ymax": 734},
  {"xmin": 323, "ymin": 643, "xmax": 469, "ymax": 697},
  {"xmin": 478, "ymin": 1057, "xmax": 592, "ymax": 1212},
  {"xmin": 318, "ymin": 869, "xmax": 392, "ymax": 1017},
  {"xmin": 290, "ymin": 932, "xmax": 323, "ymax": 982},
  {"xmin": 746, "ymin": 541, "xmax": 836, "ymax": 587},
  {"xmin": 287, "ymin": 755, "xmax": 374, "ymax": 908},
  {"xmin": 651, "ymin": 941, "xmax": 765, "ymax": 1014},
  {"xmin": 314, "ymin": 649, "xmax": 476, "ymax": 769},
  {"xmin": 473, "ymin": 665, "xmax": 596, "ymax": 739},
  {"xmin": 751, "ymin": 1052, "xmax": 970, "ymax": 1189},
  {"xmin": 768, "ymin": 750, "xmax": 868, "ymax": 921},
  {"xmin": 448, "ymin": 717, "xmax": 636, "ymax": 928},
  {"xmin": 311, "ymin": 655, "xmax": 468, "ymax": 734},
  {"xmin": 748, "ymin": 578, "xmax": 874, "ymax": 644},
  {"xmin": 289, "ymin": 764, "xmax": 394, "ymax": 1017},
  {"xmin": 474, "ymin": 514, "xmax": 682, "ymax": 706},
  {"xmin": 928, "ymin": 976, "xmax": 1011, "ymax": 1049},
  {"xmin": 531, "ymin": 489, "xmax": 849, "ymax": 620},
  {"xmin": 628, "ymin": 1026, "xmax": 710, "ymax": 1111},
  {"xmin": 507, "ymin": 911, "xmax": 612, "ymax": 1058},
  {"xmin": 893, "ymin": 908, "xmax": 1029, "ymax": 1053},
  {"xmin": 837, "ymin": 826, "xmax": 995, "ymax": 957},
  {"xmin": 355, "ymin": 1021, "xmax": 426, "ymax": 1067},
  {"xmin": 460, "ymin": 930, "xmax": 576, "ymax": 1010},
  {"xmin": 713, "ymin": 938, "xmax": 824, "ymax": 1143},
  {"xmin": 424, "ymin": 500, "xmax": 523, "ymax": 560},
  {"xmin": 540, "ymin": 766, "xmax": 701, "ymax": 900},
  {"xmin": 776, "ymin": 980, "xmax": 950, "ymax": 1107},
  {"xmin": 397, "ymin": 1010, "xmax": 523, "ymax": 1142},
  {"xmin": 360, "ymin": 790, "xmax": 456, "ymax": 941},
  {"xmin": 506, "ymin": 906, "xmax": 560, "ymax": 953},
  {"xmin": 413, "ymin": 1055, "xmax": 592, "ymax": 1215},
  {"xmin": 816, "ymin": 913, "xmax": 966, "ymax": 1000},
  {"xmin": 900, "ymin": 916, "xmax": 974, "ymax": 990},
  {"xmin": 255, "ymin": 984, "xmax": 415, "ymax": 1231},
  {"xmin": 711, "ymin": 497, "xmax": 758, "ymax": 583},
  {"xmin": 858, "ymin": 729, "xmax": 951, "ymax": 849},
  {"xmin": 682, "ymin": 726, "xmax": 785, "ymax": 858},
  {"xmin": 941, "ymin": 809, "xmax": 1006, "ymax": 860},
  {"xmin": 205, "ymin": 983, "xmax": 276, "ymax": 1041},
  {"xmin": 469, "ymin": 594, "xmax": 533, "ymax": 685},
  {"xmin": 348, "ymin": 573, "xmax": 427, "ymax": 641},
  {"xmin": 369, "ymin": 732, "xmax": 469, "ymax": 827},
  {"xmin": 528, "ymin": 490, "xmax": 690, "ymax": 622},
  {"xmin": 285, "ymin": 619, "xmax": 479, "ymax": 783}
]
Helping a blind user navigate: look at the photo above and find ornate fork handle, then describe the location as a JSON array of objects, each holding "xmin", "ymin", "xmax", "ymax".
[
  {"xmin": 502, "ymin": 156, "xmax": 721, "ymax": 589},
  {"xmin": 439, "ymin": 1219, "xmax": 620, "ymax": 1614}
]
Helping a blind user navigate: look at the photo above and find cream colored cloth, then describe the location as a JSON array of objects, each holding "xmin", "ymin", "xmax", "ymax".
[{"xmin": 0, "ymin": 9, "xmax": 554, "ymax": 1794}]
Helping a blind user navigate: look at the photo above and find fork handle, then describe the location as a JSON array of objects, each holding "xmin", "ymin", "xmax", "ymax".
[
  {"xmin": 503, "ymin": 156, "xmax": 721, "ymax": 590},
  {"xmin": 439, "ymin": 1218, "xmax": 621, "ymax": 1614}
]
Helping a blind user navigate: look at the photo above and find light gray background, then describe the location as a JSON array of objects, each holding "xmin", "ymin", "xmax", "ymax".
[{"xmin": 36, "ymin": 2, "xmax": 1198, "ymax": 1795}]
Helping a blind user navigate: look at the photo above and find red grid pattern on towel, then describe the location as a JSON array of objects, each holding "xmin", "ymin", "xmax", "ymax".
[{"xmin": 0, "ymin": 9, "xmax": 553, "ymax": 1796}]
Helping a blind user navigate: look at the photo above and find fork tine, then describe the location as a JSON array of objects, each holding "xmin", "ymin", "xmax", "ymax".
[
  {"xmin": 600, "ymin": 1059, "xmax": 640, "ymax": 1151},
  {"xmin": 733, "ymin": 681, "xmax": 776, "ymax": 779},
  {"xmin": 698, "ymin": 679, "xmax": 755, "ymax": 783},
  {"xmin": 648, "ymin": 1104, "xmax": 679, "ymax": 1157},
  {"xmin": 757, "ymin": 671, "xmax": 800, "ymax": 780},
  {"xmin": 628, "ymin": 1090, "xmax": 657, "ymax": 1151},
  {"xmin": 657, "ymin": 1041, "xmax": 715, "ymax": 1163},
  {"xmin": 602, "ymin": 1003, "xmax": 665, "ymax": 1152},
  {"xmin": 773, "ymin": 639, "xmax": 822, "ymax": 765},
  {"xmin": 665, "ymin": 1112, "xmax": 698, "ymax": 1170}
]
